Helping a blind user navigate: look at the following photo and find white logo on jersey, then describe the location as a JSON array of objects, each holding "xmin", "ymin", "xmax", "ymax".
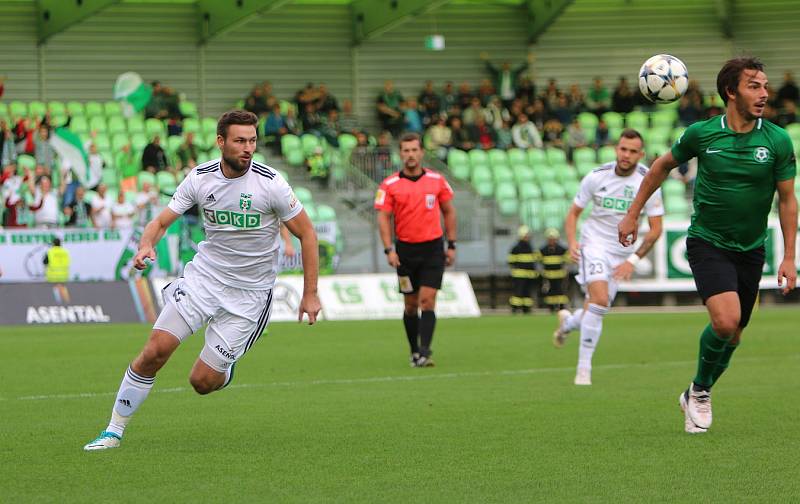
[
  {"xmin": 754, "ymin": 147, "xmax": 769, "ymax": 163},
  {"xmin": 425, "ymin": 194, "xmax": 436, "ymax": 209}
]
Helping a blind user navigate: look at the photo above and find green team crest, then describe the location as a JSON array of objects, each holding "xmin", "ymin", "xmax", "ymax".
[{"xmin": 240, "ymin": 193, "xmax": 252, "ymax": 211}]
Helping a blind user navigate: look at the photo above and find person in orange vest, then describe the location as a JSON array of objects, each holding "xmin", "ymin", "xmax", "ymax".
[{"xmin": 43, "ymin": 236, "xmax": 70, "ymax": 283}]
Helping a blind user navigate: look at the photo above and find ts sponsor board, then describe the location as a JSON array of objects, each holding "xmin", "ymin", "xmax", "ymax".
[
  {"xmin": 151, "ymin": 272, "xmax": 480, "ymax": 322},
  {"xmin": 0, "ymin": 282, "xmax": 144, "ymax": 325}
]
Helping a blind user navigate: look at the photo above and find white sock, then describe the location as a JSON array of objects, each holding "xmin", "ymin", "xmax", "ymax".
[
  {"xmin": 106, "ymin": 365, "xmax": 155, "ymax": 437},
  {"xmin": 563, "ymin": 309, "xmax": 584, "ymax": 333},
  {"xmin": 577, "ymin": 304, "xmax": 608, "ymax": 371}
]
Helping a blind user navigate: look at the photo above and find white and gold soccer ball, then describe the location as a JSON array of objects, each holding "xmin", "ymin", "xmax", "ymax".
[{"xmin": 638, "ymin": 54, "xmax": 689, "ymax": 104}]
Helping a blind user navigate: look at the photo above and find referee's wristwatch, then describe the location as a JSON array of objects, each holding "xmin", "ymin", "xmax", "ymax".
[{"xmin": 384, "ymin": 246, "xmax": 395, "ymax": 255}]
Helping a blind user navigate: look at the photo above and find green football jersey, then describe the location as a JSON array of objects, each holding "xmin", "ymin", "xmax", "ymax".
[{"xmin": 671, "ymin": 115, "xmax": 796, "ymax": 251}]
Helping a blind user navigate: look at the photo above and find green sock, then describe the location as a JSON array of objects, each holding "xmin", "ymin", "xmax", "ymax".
[
  {"xmin": 711, "ymin": 343, "xmax": 739, "ymax": 386},
  {"xmin": 693, "ymin": 324, "xmax": 729, "ymax": 388}
]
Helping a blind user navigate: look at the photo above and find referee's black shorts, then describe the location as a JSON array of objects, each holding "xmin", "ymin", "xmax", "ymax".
[
  {"xmin": 395, "ymin": 237, "xmax": 445, "ymax": 294},
  {"xmin": 686, "ymin": 237, "xmax": 765, "ymax": 328}
]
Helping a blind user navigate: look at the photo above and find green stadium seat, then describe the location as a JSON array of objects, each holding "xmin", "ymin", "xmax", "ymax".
[
  {"xmin": 626, "ymin": 111, "xmax": 649, "ymax": 130},
  {"xmin": 66, "ymin": 101, "xmax": 85, "ymax": 117},
  {"xmin": 651, "ymin": 109, "xmax": 677, "ymax": 128},
  {"xmin": 294, "ymin": 186, "xmax": 313, "ymax": 206},
  {"xmin": 85, "ymin": 101, "xmax": 104, "ymax": 118},
  {"xmin": 138, "ymin": 171, "xmax": 157, "ymax": 190},
  {"xmin": 17, "ymin": 154, "xmax": 37, "ymax": 171},
  {"xmin": 513, "ymin": 164, "xmax": 535, "ymax": 184},
  {"xmin": 93, "ymin": 134, "xmax": 111, "ymax": 151},
  {"xmin": 519, "ymin": 200, "xmax": 544, "ymax": 232},
  {"xmin": 542, "ymin": 199, "xmax": 568, "ymax": 230},
  {"xmin": 303, "ymin": 202, "xmax": 318, "ymax": 222},
  {"xmin": 555, "ymin": 165, "xmax": 578, "ymax": 184},
  {"xmin": 545, "ymin": 147, "xmax": 567, "ymax": 166},
  {"xmin": 107, "ymin": 116, "xmax": 127, "ymax": 134},
  {"xmin": 527, "ymin": 148, "xmax": 548, "ymax": 168},
  {"xmin": 598, "ymin": 145, "xmax": 616, "ymax": 164},
  {"xmin": 131, "ymin": 133, "xmax": 148, "ymax": 152},
  {"xmin": 338, "ymin": 134, "xmax": 357, "ymax": 152},
  {"xmin": 202, "ymin": 131, "xmax": 217, "ymax": 152},
  {"xmin": 202, "ymin": 117, "xmax": 217, "ymax": 135},
  {"xmin": 69, "ymin": 116, "xmax": 89, "ymax": 135},
  {"xmin": 541, "ymin": 181, "xmax": 566, "ymax": 200},
  {"xmin": 10, "ymin": 101, "xmax": 27, "ymax": 119},
  {"xmin": 51, "ymin": 114, "xmax": 69, "ymax": 128},
  {"xmin": 145, "ymin": 118, "xmax": 166, "ymax": 139},
  {"xmin": 470, "ymin": 165, "xmax": 493, "ymax": 198},
  {"xmin": 104, "ymin": 101, "xmax": 122, "ymax": 117},
  {"xmin": 157, "ymin": 171, "xmax": 178, "ymax": 195},
  {"xmin": 495, "ymin": 182, "xmax": 519, "ymax": 216},
  {"xmin": 665, "ymin": 195, "xmax": 690, "ymax": 216},
  {"xmin": 88, "ymin": 116, "xmax": 107, "ymax": 134},
  {"xmin": 563, "ymin": 179, "xmax": 580, "ymax": 199},
  {"xmin": 576, "ymin": 161, "xmax": 595, "ymax": 178},
  {"xmin": 493, "ymin": 165, "xmax": 514, "ymax": 183},
  {"xmin": 469, "ymin": 149, "xmax": 489, "ymax": 168},
  {"xmin": 507, "ymin": 148, "xmax": 527, "ymax": 166},
  {"xmin": 28, "ymin": 101, "xmax": 47, "ymax": 119},
  {"xmin": 488, "ymin": 149, "xmax": 509, "ymax": 167},
  {"xmin": 0, "ymin": 102, "xmax": 7, "ymax": 119},
  {"xmin": 111, "ymin": 133, "xmax": 129, "ymax": 152},
  {"xmin": 316, "ymin": 204, "xmax": 337, "ymax": 222},
  {"xmin": 661, "ymin": 179, "xmax": 686, "ymax": 198},
  {"xmin": 279, "ymin": 100, "xmax": 295, "ymax": 116},
  {"xmin": 534, "ymin": 166, "xmax": 557, "ymax": 184},
  {"xmin": 578, "ymin": 112, "xmax": 599, "ymax": 132},
  {"xmin": 179, "ymin": 101, "xmax": 198, "ymax": 118},
  {"xmin": 101, "ymin": 168, "xmax": 118, "ymax": 189},
  {"xmin": 518, "ymin": 181, "xmax": 542, "ymax": 201},
  {"xmin": 48, "ymin": 101, "xmax": 66, "ymax": 116},
  {"xmin": 166, "ymin": 135, "xmax": 183, "ymax": 156},
  {"xmin": 301, "ymin": 134, "xmax": 321, "ymax": 155},
  {"xmin": 252, "ymin": 152, "xmax": 267, "ymax": 164},
  {"xmin": 280, "ymin": 134, "xmax": 304, "ymax": 166},
  {"xmin": 601, "ymin": 111, "xmax": 624, "ymax": 129},
  {"xmin": 182, "ymin": 118, "xmax": 200, "ymax": 134},
  {"xmin": 572, "ymin": 147, "xmax": 596, "ymax": 166},
  {"xmin": 126, "ymin": 116, "xmax": 145, "ymax": 134}
]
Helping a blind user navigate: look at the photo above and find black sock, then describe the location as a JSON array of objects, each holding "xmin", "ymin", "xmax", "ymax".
[
  {"xmin": 403, "ymin": 312, "xmax": 419, "ymax": 354},
  {"xmin": 419, "ymin": 310, "xmax": 436, "ymax": 356}
]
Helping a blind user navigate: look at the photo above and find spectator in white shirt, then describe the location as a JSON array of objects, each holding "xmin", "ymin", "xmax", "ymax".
[
  {"xmin": 91, "ymin": 183, "xmax": 113, "ymax": 228},
  {"xmin": 111, "ymin": 191, "xmax": 136, "ymax": 229},
  {"xmin": 28, "ymin": 175, "xmax": 60, "ymax": 228},
  {"xmin": 134, "ymin": 181, "xmax": 159, "ymax": 227},
  {"xmin": 511, "ymin": 114, "xmax": 544, "ymax": 149}
]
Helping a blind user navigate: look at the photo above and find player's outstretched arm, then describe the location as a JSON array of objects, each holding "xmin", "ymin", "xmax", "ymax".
[
  {"xmin": 134, "ymin": 208, "xmax": 180, "ymax": 270},
  {"xmin": 776, "ymin": 178, "xmax": 797, "ymax": 294},
  {"xmin": 284, "ymin": 210, "xmax": 321, "ymax": 324},
  {"xmin": 618, "ymin": 152, "xmax": 678, "ymax": 246}
]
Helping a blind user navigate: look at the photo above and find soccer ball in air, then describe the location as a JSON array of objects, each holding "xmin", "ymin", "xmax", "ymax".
[{"xmin": 638, "ymin": 54, "xmax": 689, "ymax": 104}]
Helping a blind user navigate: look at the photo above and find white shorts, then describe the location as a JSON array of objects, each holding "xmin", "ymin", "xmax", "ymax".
[
  {"xmin": 575, "ymin": 245, "xmax": 628, "ymax": 303},
  {"xmin": 153, "ymin": 263, "xmax": 273, "ymax": 373}
]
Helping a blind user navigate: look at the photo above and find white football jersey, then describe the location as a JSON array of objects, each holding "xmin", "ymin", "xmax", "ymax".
[
  {"xmin": 168, "ymin": 159, "xmax": 303, "ymax": 290},
  {"xmin": 574, "ymin": 162, "xmax": 664, "ymax": 256}
]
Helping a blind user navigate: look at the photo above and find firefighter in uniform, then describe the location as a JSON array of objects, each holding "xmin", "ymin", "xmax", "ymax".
[
  {"xmin": 507, "ymin": 225, "xmax": 539, "ymax": 313},
  {"xmin": 540, "ymin": 228, "xmax": 569, "ymax": 312},
  {"xmin": 44, "ymin": 237, "xmax": 71, "ymax": 283}
]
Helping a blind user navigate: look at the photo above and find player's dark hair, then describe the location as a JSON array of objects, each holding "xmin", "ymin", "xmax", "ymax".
[
  {"xmin": 618, "ymin": 128, "xmax": 643, "ymax": 143},
  {"xmin": 217, "ymin": 110, "xmax": 258, "ymax": 139},
  {"xmin": 717, "ymin": 57, "xmax": 765, "ymax": 104},
  {"xmin": 399, "ymin": 132, "xmax": 422, "ymax": 148}
]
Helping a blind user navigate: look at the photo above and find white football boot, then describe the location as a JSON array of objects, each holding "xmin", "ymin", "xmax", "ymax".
[
  {"xmin": 679, "ymin": 390, "xmax": 708, "ymax": 434},
  {"xmin": 574, "ymin": 367, "xmax": 591, "ymax": 386},
  {"xmin": 687, "ymin": 384, "xmax": 713, "ymax": 429},
  {"xmin": 83, "ymin": 431, "xmax": 121, "ymax": 451},
  {"xmin": 552, "ymin": 309, "xmax": 572, "ymax": 348}
]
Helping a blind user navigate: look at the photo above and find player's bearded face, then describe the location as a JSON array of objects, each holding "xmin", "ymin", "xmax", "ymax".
[
  {"xmin": 734, "ymin": 69, "xmax": 768, "ymax": 120},
  {"xmin": 220, "ymin": 125, "xmax": 257, "ymax": 172},
  {"xmin": 615, "ymin": 137, "xmax": 644, "ymax": 173},
  {"xmin": 399, "ymin": 140, "xmax": 424, "ymax": 171}
]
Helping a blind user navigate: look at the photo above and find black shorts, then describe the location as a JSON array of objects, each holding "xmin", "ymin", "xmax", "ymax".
[
  {"xmin": 686, "ymin": 237, "xmax": 765, "ymax": 328},
  {"xmin": 395, "ymin": 238, "xmax": 445, "ymax": 293}
]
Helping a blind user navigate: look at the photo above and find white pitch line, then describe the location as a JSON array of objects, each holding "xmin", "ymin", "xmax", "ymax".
[{"xmin": 5, "ymin": 354, "xmax": 798, "ymax": 402}]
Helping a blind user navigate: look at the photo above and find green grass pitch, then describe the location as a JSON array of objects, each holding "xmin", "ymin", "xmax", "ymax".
[{"xmin": 2, "ymin": 309, "xmax": 799, "ymax": 502}]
